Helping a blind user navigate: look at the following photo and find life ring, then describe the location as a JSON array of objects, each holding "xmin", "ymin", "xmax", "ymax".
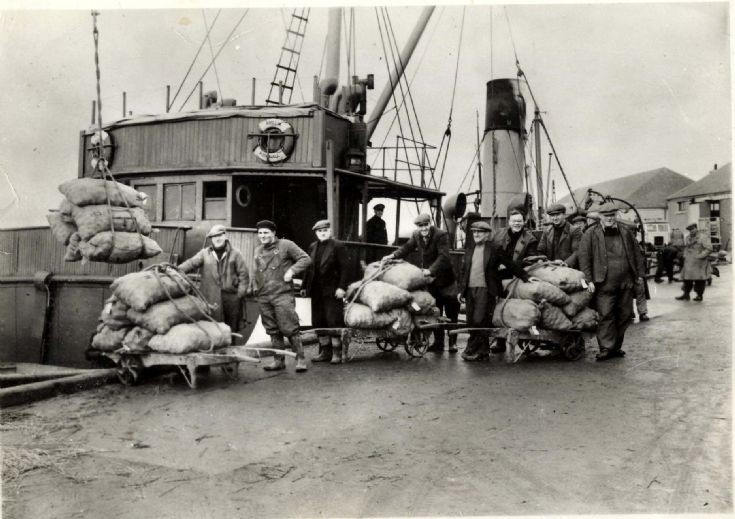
[
  {"xmin": 87, "ymin": 130, "xmax": 115, "ymax": 171},
  {"xmin": 253, "ymin": 118, "xmax": 295, "ymax": 163},
  {"xmin": 235, "ymin": 185, "xmax": 252, "ymax": 208}
]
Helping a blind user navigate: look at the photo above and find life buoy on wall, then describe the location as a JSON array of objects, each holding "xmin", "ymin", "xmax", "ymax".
[
  {"xmin": 253, "ymin": 118, "xmax": 295, "ymax": 163},
  {"xmin": 87, "ymin": 130, "xmax": 115, "ymax": 172}
]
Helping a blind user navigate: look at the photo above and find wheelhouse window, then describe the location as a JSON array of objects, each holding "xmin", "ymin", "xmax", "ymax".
[
  {"xmin": 203, "ymin": 181, "xmax": 227, "ymax": 220},
  {"xmin": 135, "ymin": 184, "xmax": 158, "ymax": 222},
  {"xmin": 163, "ymin": 183, "xmax": 196, "ymax": 221}
]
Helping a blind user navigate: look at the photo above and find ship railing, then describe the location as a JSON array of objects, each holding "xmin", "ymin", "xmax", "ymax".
[{"xmin": 367, "ymin": 136, "xmax": 438, "ymax": 189}]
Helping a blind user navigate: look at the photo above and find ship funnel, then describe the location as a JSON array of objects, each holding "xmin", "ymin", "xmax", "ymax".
[
  {"xmin": 319, "ymin": 8, "xmax": 342, "ymax": 105},
  {"xmin": 442, "ymin": 193, "xmax": 467, "ymax": 247},
  {"xmin": 480, "ymin": 78, "xmax": 527, "ymax": 226}
]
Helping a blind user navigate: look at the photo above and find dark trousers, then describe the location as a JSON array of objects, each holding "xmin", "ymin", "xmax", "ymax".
[
  {"xmin": 682, "ymin": 280, "xmax": 706, "ymax": 297},
  {"xmin": 258, "ymin": 292, "xmax": 300, "ymax": 338},
  {"xmin": 594, "ymin": 286, "xmax": 634, "ymax": 352},
  {"xmin": 465, "ymin": 287, "xmax": 495, "ymax": 354},
  {"xmin": 429, "ymin": 285, "xmax": 460, "ymax": 342},
  {"xmin": 655, "ymin": 249, "xmax": 677, "ymax": 281},
  {"xmin": 221, "ymin": 291, "xmax": 243, "ymax": 334},
  {"xmin": 311, "ymin": 293, "xmax": 344, "ymax": 328}
]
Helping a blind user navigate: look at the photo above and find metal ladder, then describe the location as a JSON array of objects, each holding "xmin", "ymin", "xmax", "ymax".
[{"xmin": 265, "ymin": 8, "xmax": 310, "ymax": 105}]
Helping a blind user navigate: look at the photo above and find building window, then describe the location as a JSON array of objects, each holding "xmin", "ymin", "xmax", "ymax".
[
  {"xmin": 677, "ymin": 201, "xmax": 687, "ymax": 212},
  {"xmin": 709, "ymin": 200, "xmax": 720, "ymax": 218},
  {"xmin": 163, "ymin": 183, "xmax": 196, "ymax": 221},
  {"xmin": 134, "ymin": 184, "xmax": 158, "ymax": 222},
  {"xmin": 203, "ymin": 181, "xmax": 227, "ymax": 220}
]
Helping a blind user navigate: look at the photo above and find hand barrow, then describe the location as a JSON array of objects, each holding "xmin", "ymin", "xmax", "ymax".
[
  {"xmin": 448, "ymin": 327, "xmax": 592, "ymax": 363},
  {"xmin": 311, "ymin": 316, "xmax": 446, "ymax": 362},
  {"xmin": 101, "ymin": 346, "xmax": 296, "ymax": 389}
]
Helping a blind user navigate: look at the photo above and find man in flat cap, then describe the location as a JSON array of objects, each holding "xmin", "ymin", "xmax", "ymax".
[
  {"xmin": 676, "ymin": 223, "xmax": 713, "ymax": 302},
  {"xmin": 459, "ymin": 220, "xmax": 530, "ymax": 361},
  {"xmin": 578, "ymin": 202, "xmax": 645, "ymax": 361},
  {"xmin": 303, "ymin": 219, "xmax": 350, "ymax": 363},
  {"xmin": 366, "ymin": 203, "xmax": 388, "ymax": 245},
  {"xmin": 252, "ymin": 220, "xmax": 312, "ymax": 372},
  {"xmin": 537, "ymin": 203, "xmax": 582, "ymax": 267},
  {"xmin": 178, "ymin": 225, "xmax": 249, "ymax": 337},
  {"xmin": 570, "ymin": 213, "xmax": 587, "ymax": 234},
  {"xmin": 384, "ymin": 213, "xmax": 460, "ymax": 352}
]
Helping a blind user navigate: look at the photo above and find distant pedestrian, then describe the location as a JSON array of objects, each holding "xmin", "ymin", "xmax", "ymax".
[
  {"xmin": 676, "ymin": 223, "xmax": 713, "ymax": 301},
  {"xmin": 654, "ymin": 242, "xmax": 681, "ymax": 283},
  {"xmin": 578, "ymin": 202, "xmax": 646, "ymax": 361},
  {"xmin": 537, "ymin": 203, "xmax": 582, "ymax": 268}
]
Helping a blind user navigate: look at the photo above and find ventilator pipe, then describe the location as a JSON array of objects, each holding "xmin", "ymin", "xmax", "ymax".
[
  {"xmin": 366, "ymin": 6, "xmax": 435, "ymax": 140},
  {"xmin": 319, "ymin": 8, "xmax": 342, "ymax": 107}
]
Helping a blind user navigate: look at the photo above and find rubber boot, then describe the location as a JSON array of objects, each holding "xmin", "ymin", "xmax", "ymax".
[
  {"xmin": 330, "ymin": 337, "xmax": 343, "ymax": 364},
  {"xmin": 264, "ymin": 335, "xmax": 286, "ymax": 371},
  {"xmin": 290, "ymin": 334, "xmax": 308, "ymax": 373},
  {"xmin": 312, "ymin": 339, "xmax": 332, "ymax": 362},
  {"xmin": 447, "ymin": 334, "xmax": 458, "ymax": 353}
]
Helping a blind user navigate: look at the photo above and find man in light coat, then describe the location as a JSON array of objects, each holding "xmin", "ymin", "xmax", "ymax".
[{"xmin": 676, "ymin": 223, "xmax": 713, "ymax": 301}]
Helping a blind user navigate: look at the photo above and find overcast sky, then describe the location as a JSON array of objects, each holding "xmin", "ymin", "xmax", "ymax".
[{"xmin": 0, "ymin": 2, "xmax": 730, "ymax": 229}]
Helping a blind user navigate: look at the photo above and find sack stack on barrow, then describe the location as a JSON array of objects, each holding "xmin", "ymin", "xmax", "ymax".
[
  {"xmin": 496, "ymin": 260, "xmax": 599, "ymax": 332},
  {"xmin": 90, "ymin": 265, "xmax": 230, "ymax": 355},
  {"xmin": 344, "ymin": 260, "xmax": 439, "ymax": 336},
  {"xmin": 47, "ymin": 178, "xmax": 161, "ymax": 264}
]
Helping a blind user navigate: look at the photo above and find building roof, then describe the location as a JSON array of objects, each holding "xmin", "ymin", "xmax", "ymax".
[
  {"xmin": 558, "ymin": 167, "xmax": 693, "ymax": 210},
  {"xmin": 667, "ymin": 163, "xmax": 731, "ymax": 200}
]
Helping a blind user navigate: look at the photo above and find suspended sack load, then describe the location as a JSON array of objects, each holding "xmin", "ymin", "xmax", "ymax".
[
  {"xmin": 127, "ymin": 295, "xmax": 212, "ymax": 335},
  {"xmin": 352, "ymin": 280, "xmax": 412, "ymax": 313},
  {"xmin": 71, "ymin": 204, "xmax": 152, "ymax": 240},
  {"xmin": 492, "ymin": 298, "xmax": 540, "ymax": 332},
  {"xmin": 64, "ymin": 232, "xmax": 83, "ymax": 262},
  {"xmin": 526, "ymin": 262, "xmax": 586, "ymax": 293},
  {"xmin": 407, "ymin": 290, "xmax": 438, "ymax": 315},
  {"xmin": 91, "ymin": 325, "xmax": 129, "ymax": 352},
  {"xmin": 112, "ymin": 267, "xmax": 192, "ymax": 312},
  {"xmin": 79, "ymin": 231, "xmax": 162, "ymax": 263},
  {"xmin": 364, "ymin": 260, "xmax": 427, "ymax": 291},
  {"xmin": 58, "ymin": 178, "xmax": 148, "ymax": 208},
  {"xmin": 122, "ymin": 327, "xmax": 154, "ymax": 353},
  {"xmin": 505, "ymin": 277, "xmax": 571, "ymax": 306},
  {"xmin": 46, "ymin": 212, "xmax": 77, "ymax": 245},
  {"xmin": 561, "ymin": 289, "xmax": 593, "ymax": 317},
  {"xmin": 99, "ymin": 295, "xmax": 133, "ymax": 330},
  {"xmin": 571, "ymin": 307, "xmax": 600, "ymax": 331},
  {"xmin": 387, "ymin": 308, "xmax": 413, "ymax": 336},
  {"xmin": 344, "ymin": 303, "xmax": 398, "ymax": 329},
  {"xmin": 147, "ymin": 321, "xmax": 231, "ymax": 354},
  {"xmin": 539, "ymin": 301, "xmax": 574, "ymax": 331}
]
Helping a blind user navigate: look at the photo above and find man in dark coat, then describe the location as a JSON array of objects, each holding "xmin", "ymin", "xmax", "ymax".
[
  {"xmin": 385, "ymin": 213, "xmax": 460, "ymax": 352},
  {"xmin": 458, "ymin": 221, "xmax": 530, "ymax": 361},
  {"xmin": 366, "ymin": 204, "xmax": 388, "ymax": 245},
  {"xmin": 303, "ymin": 219, "xmax": 350, "ymax": 364},
  {"xmin": 178, "ymin": 225, "xmax": 249, "ymax": 338},
  {"xmin": 578, "ymin": 203, "xmax": 646, "ymax": 361},
  {"xmin": 538, "ymin": 203, "xmax": 582, "ymax": 267}
]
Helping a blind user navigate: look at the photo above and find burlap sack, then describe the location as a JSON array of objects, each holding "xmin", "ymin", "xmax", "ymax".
[
  {"xmin": 571, "ymin": 307, "xmax": 599, "ymax": 331},
  {"xmin": 91, "ymin": 325, "xmax": 129, "ymax": 352},
  {"xmin": 344, "ymin": 303, "xmax": 397, "ymax": 329},
  {"xmin": 100, "ymin": 296, "xmax": 132, "ymax": 330},
  {"xmin": 364, "ymin": 260, "xmax": 427, "ymax": 291},
  {"xmin": 122, "ymin": 327, "xmax": 154, "ymax": 352},
  {"xmin": 526, "ymin": 262, "xmax": 586, "ymax": 293},
  {"xmin": 387, "ymin": 308, "xmax": 413, "ymax": 336},
  {"xmin": 71, "ymin": 204, "xmax": 152, "ymax": 240},
  {"xmin": 64, "ymin": 232, "xmax": 82, "ymax": 262},
  {"xmin": 79, "ymin": 231, "xmax": 162, "ymax": 263},
  {"xmin": 506, "ymin": 278, "xmax": 570, "ymax": 306},
  {"xmin": 127, "ymin": 295, "xmax": 211, "ymax": 335},
  {"xmin": 561, "ymin": 289, "xmax": 593, "ymax": 317},
  {"xmin": 58, "ymin": 199, "xmax": 74, "ymax": 221},
  {"xmin": 112, "ymin": 268, "xmax": 192, "ymax": 312},
  {"xmin": 407, "ymin": 290, "xmax": 437, "ymax": 315},
  {"xmin": 46, "ymin": 213, "xmax": 77, "ymax": 245},
  {"xmin": 355, "ymin": 280, "xmax": 411, "ymax": 313},
  {"xmin": 59, "ymin": 178, "xmax": 147, "ymax": 208},
  {"xmin": 539, "ymin": 302, "xmax": 574, "ymax": 331},
  {"xmin": 492, "ymin": 298, "xmax": 540, "ymax": 331},
  {"xmin": 147, "ymin": 321, "xmax": 231, "ymax": 354}
]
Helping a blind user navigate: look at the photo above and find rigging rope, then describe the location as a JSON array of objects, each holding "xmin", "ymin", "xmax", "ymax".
[{"xmin": 202, "ymin": 10, "xmax": 223, "ymax": 103}]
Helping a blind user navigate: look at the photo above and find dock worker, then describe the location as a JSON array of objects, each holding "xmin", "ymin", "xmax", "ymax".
[
  {"xmin": 578, "ymin": 202, "xmax": 645, "ymax": 361},
  {"xmin": 676, "ymin": 223, "xmax": 713, "ymax": 302},
  {"xmin": 303, "ymin": 219, "xmax": 349, "ymax": 364},
  {"xmin": 458, "ymin": 221, "xmax": 530, "ymax": 361},
  {"xmin": 570, "ymin": 213, "xmax": 587, "ymax": 234},
  {"xmin": 366, "ymin": 203, "xmax": 388, "ymax": 245},
  {"xmin": 178, "ymin": 224, "xmax": 249, "ymax": 340},
  {"xmin": 252, "ymin": 220, "xmax": 312, "ymax": 372},
  {"xmin": 537, "ymin": 203, "xmax": 582, "ymax": 268},
  {"xmin": 384, "ymin": 213, "xmax": 460, "ymax": 353}
]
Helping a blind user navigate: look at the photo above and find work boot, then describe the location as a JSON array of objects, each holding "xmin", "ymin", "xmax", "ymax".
[
  {"xmin": 295, "ymin": 357, "xmax": 308, "ymax": 373},
  {"xmin": 693, "ymin": 295, "xmax": 703, "ymax": 301},
  {"xmin": 447, "ymin": 335, "xmax": 458, "ymax": 353},
  {"xmin": 675, "ymin": 294, "xmax": 690, "ymax": 301},
  {"xmin": 654, "ymin": 278, "xmax": 663, "ymax": 284},
  {"xmin": 639, "ymin": 314, "xmax": 650, "ymax": 322},
  {"xmin": 264, "ymin": 335, "xmax": 287, "ymax": 371},
  {"xmin": 312, "ymin": 340, "xmax": 332, "ymax": 362},
  {"xmin": 289, "ymin": 335, "xmax": 307, "ymax": 372},
  {"xmin": 330, "ymin": 343, "xmax": 343, "ymax": 364}
]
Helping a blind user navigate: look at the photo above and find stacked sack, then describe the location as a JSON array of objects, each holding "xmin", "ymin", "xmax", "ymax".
[
  {"xmin": 90, "ymin": 265, "xmax": 231, "ymax": 354},
  {"xmin": 343, "ymin": 260, "xmax": 440, "ymax": 336},
  {"xmin": 495, "ymin": 260, "xmax": 600, "ymax": 332},
  {"xmin": 47, "ymin": 178, "xmax": 161, "ymax": 263}
]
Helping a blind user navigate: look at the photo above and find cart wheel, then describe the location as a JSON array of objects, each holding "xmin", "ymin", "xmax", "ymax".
[
  {"xmin": 376, "ymin": 338, "xmax": 398, "ymax": 352},
  {"xmin": 116, "ymin": 356, "xmax": 143, "ymax": 386},
  {"xmin": 405, "ymin": 329, "xmax": 431, "ymax": 358},
  {"xmin": 562, "ymin": 335, "xmax": 586, "ymax": 361}
]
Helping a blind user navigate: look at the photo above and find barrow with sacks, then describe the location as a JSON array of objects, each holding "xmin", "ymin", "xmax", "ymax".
[
  {"xmin": 311, "ymin": 260, "xmax": 452, "ymax": 361},
  {"xmin": 450, "ymin": 258, "xmax": 599, "ymax": 363},
  {"xmin": 87, "ymin": 264, "xmax": 294, "ymax": 388}
]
